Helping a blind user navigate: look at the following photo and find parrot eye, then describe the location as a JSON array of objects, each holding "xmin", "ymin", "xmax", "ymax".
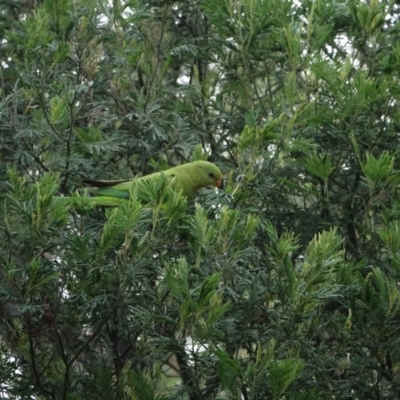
[{"xmin": 208, "ymin": 172, "xmax": 214, "ymax": 178}]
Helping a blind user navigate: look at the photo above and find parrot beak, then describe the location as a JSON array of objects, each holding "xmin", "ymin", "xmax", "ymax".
[{"xmin": 215, "ymin": 179, "xmax": 222, "ymax": 188}]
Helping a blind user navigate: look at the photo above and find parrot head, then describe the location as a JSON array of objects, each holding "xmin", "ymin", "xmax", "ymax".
[{"xmin": 183, "ymin": 161, "xmax": 222, "ymax": 193}]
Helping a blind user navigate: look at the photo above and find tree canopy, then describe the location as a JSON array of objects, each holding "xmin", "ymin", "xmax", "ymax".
[{"xmin": 2, "ymin": 0, "xmax": 400, "ymax": 399}]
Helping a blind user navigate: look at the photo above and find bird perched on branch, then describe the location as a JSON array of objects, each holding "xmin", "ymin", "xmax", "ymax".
[{"xmin": 55, "ymin": 160, "xmax": 222, "ymax": 207}]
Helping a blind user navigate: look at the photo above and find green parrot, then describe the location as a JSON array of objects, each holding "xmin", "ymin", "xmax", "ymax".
[{"xmin": 56, "ymin": 161, "xmax": 222, "ymax": 207}]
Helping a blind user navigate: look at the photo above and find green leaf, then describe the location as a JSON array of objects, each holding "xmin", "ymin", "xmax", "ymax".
[
  {"xmin": 304, "ymin": 152, "xmax": 333, "ymax": 182},
  {"xmin": 269, "ymin": 358, "xmax": 304, "ymax": 398}
]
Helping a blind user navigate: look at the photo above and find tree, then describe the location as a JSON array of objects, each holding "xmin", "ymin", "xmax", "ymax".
[{"xmin": 2, "ymin": 0, "xmax": 400, "ymax": 399}]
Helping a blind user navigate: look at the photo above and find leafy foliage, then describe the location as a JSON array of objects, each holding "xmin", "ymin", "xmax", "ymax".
[{"xmin": 2, "ymin": 0, "xmax": 400, "ymax": 399}]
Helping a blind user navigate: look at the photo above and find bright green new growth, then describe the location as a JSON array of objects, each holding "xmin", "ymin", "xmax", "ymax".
[{"xmin": 57, "ymin": 161, "xmax": 222, "ymax": 207}]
